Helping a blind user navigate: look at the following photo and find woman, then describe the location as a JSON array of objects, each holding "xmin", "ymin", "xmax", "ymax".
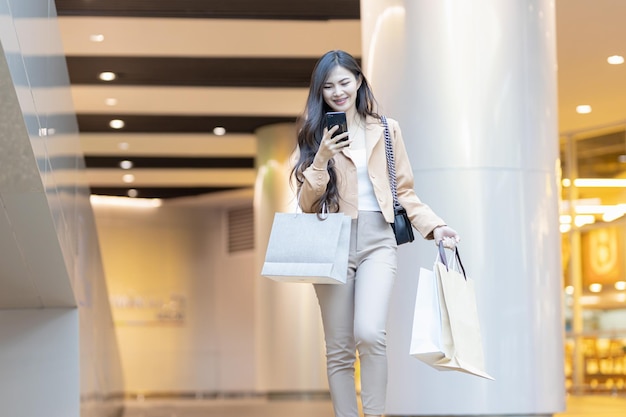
[{"xmin": 292, "ymin": 50, "xmax": 459, "ymax": 417}]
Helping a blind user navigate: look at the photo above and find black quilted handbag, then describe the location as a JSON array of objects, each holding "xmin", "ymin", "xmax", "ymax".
[{"xmin": 382, "ymin": 116, "xmax": 415, "ymax": 245}]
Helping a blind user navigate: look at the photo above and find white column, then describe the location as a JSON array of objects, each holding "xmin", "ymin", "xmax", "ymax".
[
  {"xmin": 361, "ymin": 1, "xmax": 565, "ymax": 415},
  {"xmin": 253, "ymin": 123, "xmax": 328, "ymax": 393}
]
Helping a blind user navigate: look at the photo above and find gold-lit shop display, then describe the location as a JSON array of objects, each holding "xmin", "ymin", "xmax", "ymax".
[
  {"xmin": 581, "ymin": 227, "xmax": 624, "ymax": 287},
  {"xmin": 565, "ymin": 336, "xmax": 626, "ymax": 392}
]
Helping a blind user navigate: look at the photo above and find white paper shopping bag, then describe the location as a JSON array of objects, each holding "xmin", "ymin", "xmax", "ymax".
[
  {"xmin": 409, "ymin": 267, "xmax": 445, "ymax": 364},
  {"xmin": 261, "ymin": 212, "xmax": 351, "ymax": 284},
  {"xmin": 410, "ymin": 244, "xmax": 494, "ymax": 380}
]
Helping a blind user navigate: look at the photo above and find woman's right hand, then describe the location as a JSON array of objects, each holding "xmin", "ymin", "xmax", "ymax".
[{"xmin": 313, "ymin": 126, "xmax": 351, "ymax": 168}]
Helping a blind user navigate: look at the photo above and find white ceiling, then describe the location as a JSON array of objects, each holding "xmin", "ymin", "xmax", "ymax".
[
  {"xmin": 555, "ymin": 0, "xmax": 626, "ymax": 134},
  {"xmin": 55, "ymin": 1, "xmax": 626, "ymax": 195}
]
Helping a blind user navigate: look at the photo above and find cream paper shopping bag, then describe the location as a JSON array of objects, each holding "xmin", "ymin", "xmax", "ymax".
[{"xmin": 433, "ymin": 245, "xmax": 494, "ymax": 380}]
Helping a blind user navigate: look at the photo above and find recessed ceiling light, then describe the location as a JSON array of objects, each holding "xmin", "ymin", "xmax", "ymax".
[
  {"xmin": 616, "ymin": 281, "xmax": 626, "ymax": 291},
  {"xmin": 589, "ymin": 283, "xmax": 602, "ymax": 293},
  {"xmin": 213, "ymin": 126, "xmax": 226, "ymax": 136},
  {"xmin": 127, "ymin": 189, "xmax": 139, "ymax": 198},
  {"xmin": 105, "ymin": 98, "xmax": 118, "ymax": 106},
  {"xmin": 607, "ymin": 55, "xmax": 624, "ymax": 65},
  {"xmin": 89, "ymin": 34, "xmax": 105, "ymax": 42},
  {"xmin": 122, "ymin": 174, "xmax": 135, "ymax": 183},
  {"xmin": 99, "ymin": 71, "xmax": 116, "ymax": 81},
  {"xmin": 109, "ymin": 119, "xmax": 125, "ymax": 129},
  {"xmin": 576, "ymin": 105, "xmax": 592, "ymax": 114},
  {"xmin": 120, "ymin": 160, "xmax": 133, "ymax": 169}
]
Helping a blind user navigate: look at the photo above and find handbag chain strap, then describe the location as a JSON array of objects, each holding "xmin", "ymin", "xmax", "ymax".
[{"xmin": 381, "ymin": 116, "xmax": 401, "ymax": 210}]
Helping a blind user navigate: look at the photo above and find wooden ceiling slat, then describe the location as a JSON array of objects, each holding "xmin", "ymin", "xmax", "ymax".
[
  {"xmin": 66, "ymin": 57, "xmax": 320, "ymax": 87},
  {"xmin": 89, "ymin": 187, "xmax": 240, "ymax": 199},
  {"xmin": 55, "ymin": 0, "xmax": 360, "ymax": 20},
  {"xmin": 84, "ymin": 156, "xmax": 254, "ymax": 169},
  {"xmin": 77, "ymin": 115, "xmax": 297, "ymax": 133}
]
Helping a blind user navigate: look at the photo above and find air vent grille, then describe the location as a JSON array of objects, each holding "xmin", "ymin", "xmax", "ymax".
[{"xmin": 228, "ymin": 206, "xmax": 254, "ymax": 253}]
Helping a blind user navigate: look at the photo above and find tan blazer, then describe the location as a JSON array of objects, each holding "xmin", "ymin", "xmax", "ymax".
[{"xmin": 299, "ymin": 116, "xmax": 445, "ymax": 239}]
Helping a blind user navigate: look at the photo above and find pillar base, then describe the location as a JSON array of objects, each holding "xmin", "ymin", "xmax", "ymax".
[{"xmin": 388, "ymin": 415, "xmax": 552, "ymax": 417}]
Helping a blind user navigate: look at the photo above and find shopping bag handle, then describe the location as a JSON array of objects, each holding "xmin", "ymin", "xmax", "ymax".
[
  {"xmin": 437, "ymin": 241, "xmax": 467, "ymax": 280},
  {"xmin": 295, "ymin": 191, "xmax": 329, "ymax": 219}
]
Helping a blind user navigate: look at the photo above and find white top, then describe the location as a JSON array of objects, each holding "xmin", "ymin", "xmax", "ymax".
[{"xmin": 350, "ymin": 149, "xmax": 381, "ymax": 212}]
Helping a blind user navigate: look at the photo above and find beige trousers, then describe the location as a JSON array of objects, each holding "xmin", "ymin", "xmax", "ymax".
[{"xmin": 314, "ymin": 211, "xmax": 397, "ymax": 417}]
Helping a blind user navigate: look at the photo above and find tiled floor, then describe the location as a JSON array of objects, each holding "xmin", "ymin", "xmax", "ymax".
[
  {"xmin": 122, "ymin": 395, "xmax": 626, "ymax": 417},
  {"xmin": 123, "ymin": 398, "xmax": 332, "ymax": 417},
  {"xmin": 555, "ymin": 395, "xmax": 626, "ymax": 417}
]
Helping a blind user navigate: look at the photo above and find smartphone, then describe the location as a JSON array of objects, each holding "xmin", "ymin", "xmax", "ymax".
[{"xmin": 325, "ymin": 111, "xmax": 349, "ymax": 142}]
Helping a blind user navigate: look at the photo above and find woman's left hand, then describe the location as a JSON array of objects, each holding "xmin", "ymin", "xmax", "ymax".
[{"xmin": 433, "ymin": 226, "xmax": 460, "ymax": 249}]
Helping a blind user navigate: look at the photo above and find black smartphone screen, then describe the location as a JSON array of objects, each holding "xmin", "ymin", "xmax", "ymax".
[{"xmin": 325, "ymin": 112, "xmax": 348, "ymax": 142}]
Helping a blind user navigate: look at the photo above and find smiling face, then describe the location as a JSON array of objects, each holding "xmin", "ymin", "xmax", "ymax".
[{"xmin": 322, "ymin": 65, "xmax": 362, "ymax": 117}]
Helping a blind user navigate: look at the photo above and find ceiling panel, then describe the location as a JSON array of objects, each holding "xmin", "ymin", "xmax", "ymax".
[
  {"xmin": 78, "ymin": 133, "xmax": 257, "ymax": 156},
  {"xmin": 89, "ymin": 187, "xmax": 239, "ymax": 199},
  {"xmin": 69, "ymin": 86, "xmax": 307, "ymax": 116},
  {"xmin": 57, "ymin": 17, "xmax": 362, "ymax": 58},
  {"xmin": 55, "ymin": 0, "xmax": 360, "ymax": 20},
  {"xmin": 54, "ymin": 0, "xmax": 626, "ymax": 201},
  {"xmin": 85, "ymin": 168, "xmax": 256, "ymax": 186},
  {"xmin": 76, "ymin": 114, "xmax": 296, "ymax": 133},
  {"xmin": 84, "ymin": 156, "xmax": 254, "ymax": 169},
  {"xmin": 55, "ymin": 1, "xmax": 361, "ymax": 200},
  {"xmin": 66, "ymin": 57, "xmax": 322, "ymax": 87}
]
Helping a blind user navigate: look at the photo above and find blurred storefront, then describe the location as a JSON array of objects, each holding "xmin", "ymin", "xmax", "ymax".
[{"xmin": 561, "ymin": 123, "xmax": 626, "ymax": 394}]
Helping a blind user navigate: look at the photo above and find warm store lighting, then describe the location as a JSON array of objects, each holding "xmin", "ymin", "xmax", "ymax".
[
  {"xmin": 602, "ymin": 205, "xmax": 626, "ymax": 222},
  {"xmin": 572, "ymin": 203, "xmax": 626, "ymax": 218},
  {"xmin": 559, "ymin": 214, "xmax": 595, "ymax": 229},
  {"xmin": 615, "ymin": 281, "xmax": 626, "ymax": 291},
  {"xmin": 576, "ymin": 105, "xmax": 592, "ymax": 114},
  {"xmin": 122, "ymin": 174, "xmax": 135, "ymax": 183},
  {"xmin": 574, "ymin": 215, "xmax": 595, "ymax": 227},
  {"xmin": 571, "ymin": 205, "xmax": 606, "ymax": 214},
  {"xmin": 571, "ymin": 178, "xmax": 626, "ymax": 187},
  {"xmin": 607, "ymin": 55, "xmax": 624, "ymax": 65},
  {"xmin": 90, "ymin": 195, "xmax": 162, "ymax": 208},
  {"xmin": 589, "ymin": 283, "xmax": 602, "ymax": 293}
]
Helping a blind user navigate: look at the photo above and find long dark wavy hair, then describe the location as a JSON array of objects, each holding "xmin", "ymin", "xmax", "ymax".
[{"xmin": 292, "ymin": 50, "xmax": 380, "ymax": 213}]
